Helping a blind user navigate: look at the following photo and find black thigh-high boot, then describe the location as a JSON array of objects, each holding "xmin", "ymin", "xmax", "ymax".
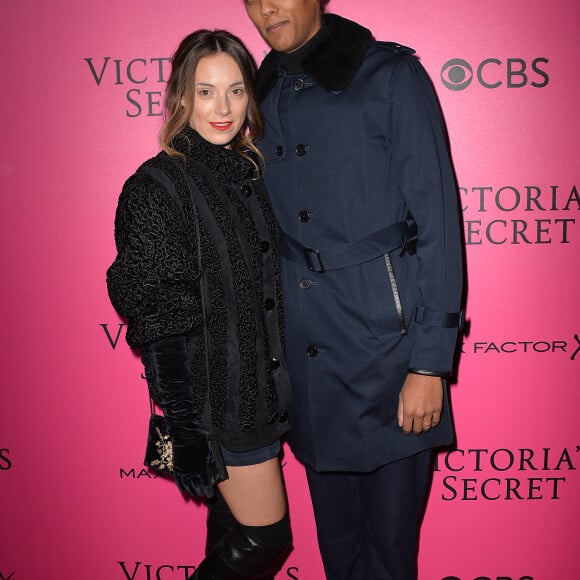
[
  {"xmin": 190, "ymin": 514, "xmax": 292, "ymax": 579},
  {"xmin": 205, "ymin": 489, "xmax": 236, "ymax": 555}
]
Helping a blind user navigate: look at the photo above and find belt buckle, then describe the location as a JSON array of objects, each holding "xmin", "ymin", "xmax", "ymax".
[
  {"xmin": 304, "ymin": 247, "xmax": 325, "ymax": 273},
  {"xmin": 400, "ymin": 219, "xmax": 418, "ymax": 256}
]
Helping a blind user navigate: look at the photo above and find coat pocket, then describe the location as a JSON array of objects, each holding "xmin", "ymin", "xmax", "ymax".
[{"xmin": 360, "ymin": 253, "xmax": 407, "ymax": 337}]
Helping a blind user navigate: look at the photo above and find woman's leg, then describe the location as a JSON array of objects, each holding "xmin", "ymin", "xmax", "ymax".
[
  {"xmin": 192, "ymin": 457, "xmax": 292, "ymax": 579},
  {"xmin": 217, "ymin": 457, "xmax": 287, "ymax": 525}
]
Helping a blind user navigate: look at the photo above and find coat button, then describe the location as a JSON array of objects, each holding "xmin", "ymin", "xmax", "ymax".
[
  {"xmin": 306, "ymin": 345, "xmax": 318, "ymax": 357},
  {"xmin": 295, "ymin": 144, "xmax": 306, "ymax": 156},
  {"xmin": 293, "ymin": 79, "xmax": 305, "ymax": 91},
  {"xmin": 240, "ymin": 184, "xmax": 253, "ymax": 197},
  {"xmin": 298, "ymin": 210, "xmax": 310, "ymax": 222},
  {"xmin": 279, "ymin": 411, "xmax": 289, "ymax": 423},
  {"xmin": 275, "ymin": 145, "xmax": 284, "ymax": 156},
  {"xmin": 271, "ymin": 357, "xmax": 280, "ymax": 370},
  {"xmin": 299, "ymin": 278, "xmax": 313, "ymax": 289},
  {"xmin": 260, "ymin": 240, "xmax": 270, "ymax": 253},
  {"xmin": 264, "ymin": 298, "xmax": 275, "ymax": 311}
]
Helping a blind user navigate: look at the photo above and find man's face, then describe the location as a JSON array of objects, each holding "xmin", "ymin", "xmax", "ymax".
[{"xmin": 244, "ymin": 0, "xmax": 322, "ymax": 53}]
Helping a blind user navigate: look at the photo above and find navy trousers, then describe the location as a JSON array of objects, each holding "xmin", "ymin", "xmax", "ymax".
[{"xmin": 305, "ymin": 450, "xmax": 433, "ymax": 580}]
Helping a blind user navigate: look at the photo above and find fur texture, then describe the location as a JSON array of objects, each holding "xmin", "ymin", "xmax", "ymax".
[{"xmin": 256, "ymin": 14, "xmax": 372, "ymax": 99}]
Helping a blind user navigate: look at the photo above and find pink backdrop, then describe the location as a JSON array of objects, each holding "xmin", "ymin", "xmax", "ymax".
[{"xmin": 1, "ymin": 1, "xmax": 578, "ymax": 578}]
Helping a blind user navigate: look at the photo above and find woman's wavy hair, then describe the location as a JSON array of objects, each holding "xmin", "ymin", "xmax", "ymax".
[{"xmin": 159, "ymin": 29, "xmax": 263, "ymax": 168}]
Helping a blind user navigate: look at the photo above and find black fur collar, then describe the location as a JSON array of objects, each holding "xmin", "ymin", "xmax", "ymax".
[
  {"xmin": 255, "ymin": 14, "xmax": 372, "ymax": 99},
  {"xmin": 172, "ymin": 126, "xmax": 253, "ymax": 185}
]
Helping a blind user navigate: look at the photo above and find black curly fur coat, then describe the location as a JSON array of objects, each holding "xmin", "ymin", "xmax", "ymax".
[{"xmin": 107, "ymin": 127, "xmax": 292, "ymax": 451}]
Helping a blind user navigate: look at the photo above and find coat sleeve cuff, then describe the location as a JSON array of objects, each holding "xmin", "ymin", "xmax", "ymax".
[
  {"xmin": 409, "ymin": 324, "xmax": 459, "ymax": 376},
  {"xmin": 415, "ymin": 306, "xmax": 465, "ymax": 330},
  {"xmin": 408, "ymin": 368, "xmax": 449, "ymax": 378}
]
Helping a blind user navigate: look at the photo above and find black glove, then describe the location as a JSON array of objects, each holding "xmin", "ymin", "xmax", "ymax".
[
  {"xmin": 148, "ymin": 335, "xmax": 227, "ymax": 498},
  {"xmin": 172, "ymin": 437, "xmax": 227, "ymax": 498}
]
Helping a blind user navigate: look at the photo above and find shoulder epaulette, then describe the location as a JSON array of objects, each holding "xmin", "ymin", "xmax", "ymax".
[{"xmin": 376, "ymin": 41, "xmax": 416, "ymax": 55}]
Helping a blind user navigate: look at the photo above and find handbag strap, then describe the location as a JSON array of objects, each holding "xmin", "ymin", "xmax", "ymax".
[{"xmin": 149, "ymin": 396, "xmax": 157, "ymax": 416}]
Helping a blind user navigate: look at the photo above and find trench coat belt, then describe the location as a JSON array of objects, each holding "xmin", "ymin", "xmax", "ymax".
[{"xmin": 279, "ymin": 218, "xmax": 418, "ymax": 273}]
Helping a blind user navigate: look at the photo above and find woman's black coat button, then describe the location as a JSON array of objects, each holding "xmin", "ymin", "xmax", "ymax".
[
  {"xmin": 264, "ymin": 298, "xmax": 275, "ymax": 311},
  {"xmin": 241, "ymin": 184, "xmax": 253, "ymax": 197},
  {"xmin": 279, "ymin": 411, "xmax": 289, "ymax": 423},
  {"xmin": 260, "ymin": 240, "xmax": 270, "ymax": 253},
  {"xmin": 271, "ymin": 357, "xmax": 281, "ymax": 369},
  {"xmin": 295, "ymin": 144, "xmax": 306, "ymax": 156},
  {"xmin": 306, "ymin": 345, "xmax": 318, "ymax": 357}
]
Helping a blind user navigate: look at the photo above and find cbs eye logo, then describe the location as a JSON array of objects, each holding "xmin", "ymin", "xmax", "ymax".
[
  {"xmin": 440, "ymin": 59, "xmax": 474, "ymax": 90},
  {"xmin": 441, "ymin": 57, "xmax": 549, "ymax": 90}
]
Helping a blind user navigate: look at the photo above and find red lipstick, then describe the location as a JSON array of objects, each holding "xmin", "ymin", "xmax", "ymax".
[{"xmin": 210, "ymin": 122, "xmax": 234, "ymax": 132}]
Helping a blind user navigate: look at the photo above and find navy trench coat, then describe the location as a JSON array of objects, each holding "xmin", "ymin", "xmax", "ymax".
[{"xmin": 257, "ymin": 15, "xmax": 464, "ymax": 472}]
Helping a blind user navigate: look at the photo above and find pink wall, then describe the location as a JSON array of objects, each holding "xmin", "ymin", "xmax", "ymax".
[{"xmin": 1, "ymin": 1, "xmax": 578, "ymax": 578}]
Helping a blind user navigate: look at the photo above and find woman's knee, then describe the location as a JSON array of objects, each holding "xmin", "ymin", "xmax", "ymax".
[{"xmin": 217, "ymin": 458, "xmax": 287, "ymax": 526}]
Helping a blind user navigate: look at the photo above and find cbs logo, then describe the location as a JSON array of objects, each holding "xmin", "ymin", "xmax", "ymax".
[{"xmin": 440, "ymin": 58, "xmax": 549, "ymax": 90}]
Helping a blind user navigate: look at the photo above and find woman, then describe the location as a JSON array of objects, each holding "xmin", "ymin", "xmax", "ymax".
[{"xmin": 107, "ymin": 30, "xmax": 292, "ymax": 579}]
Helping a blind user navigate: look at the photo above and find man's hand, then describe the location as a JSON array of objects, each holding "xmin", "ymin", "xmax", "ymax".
[{"xmin": 397, "ymin": 373, "xmax": 443, "ymax": 434}]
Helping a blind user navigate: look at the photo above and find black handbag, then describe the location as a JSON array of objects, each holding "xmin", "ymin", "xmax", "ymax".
[{"xmin": 144, "ymin": 399, "xmax": 174, "ymax": 475}]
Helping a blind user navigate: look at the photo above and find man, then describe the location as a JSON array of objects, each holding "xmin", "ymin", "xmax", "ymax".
[{"xmin": 244, "ymin": 1, "xmax": 464, "ymax": 578}]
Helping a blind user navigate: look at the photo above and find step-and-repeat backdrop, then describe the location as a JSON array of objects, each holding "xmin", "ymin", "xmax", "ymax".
[{"xmin": 1, "ymin": 1, "xmax": 578, "ymax": 578}]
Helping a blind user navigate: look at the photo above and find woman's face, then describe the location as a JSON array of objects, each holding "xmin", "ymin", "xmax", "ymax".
[{"xmin": 187, "ymin": 52, "xmax": 249, "ymax": 147}]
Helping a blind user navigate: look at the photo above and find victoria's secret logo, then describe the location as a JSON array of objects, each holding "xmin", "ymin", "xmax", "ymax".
[
  {"xmin": 118, "ymin": 561, "xmax": 196, "ymax": 579},
  {"xmin": 461, "ymin": 184, "xmax": 579, "ymax": 246},
  {"xmin": 118, "ymin": 561, "xmax": 300, "ymax": 579},
  {"xmin": 101, "ymin": 323, "xmax": 126, "ymax": 349},
  {"xmin": 0, "ymin": 448, "xmax": 12, "ymax": 471},
  {"xmin": 84, "ymin": 57, "xmax": 171, "ymax": 117},
  {"xmin": 434, "ymin": 446, "xmax": 579, "ymax": 501}
]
